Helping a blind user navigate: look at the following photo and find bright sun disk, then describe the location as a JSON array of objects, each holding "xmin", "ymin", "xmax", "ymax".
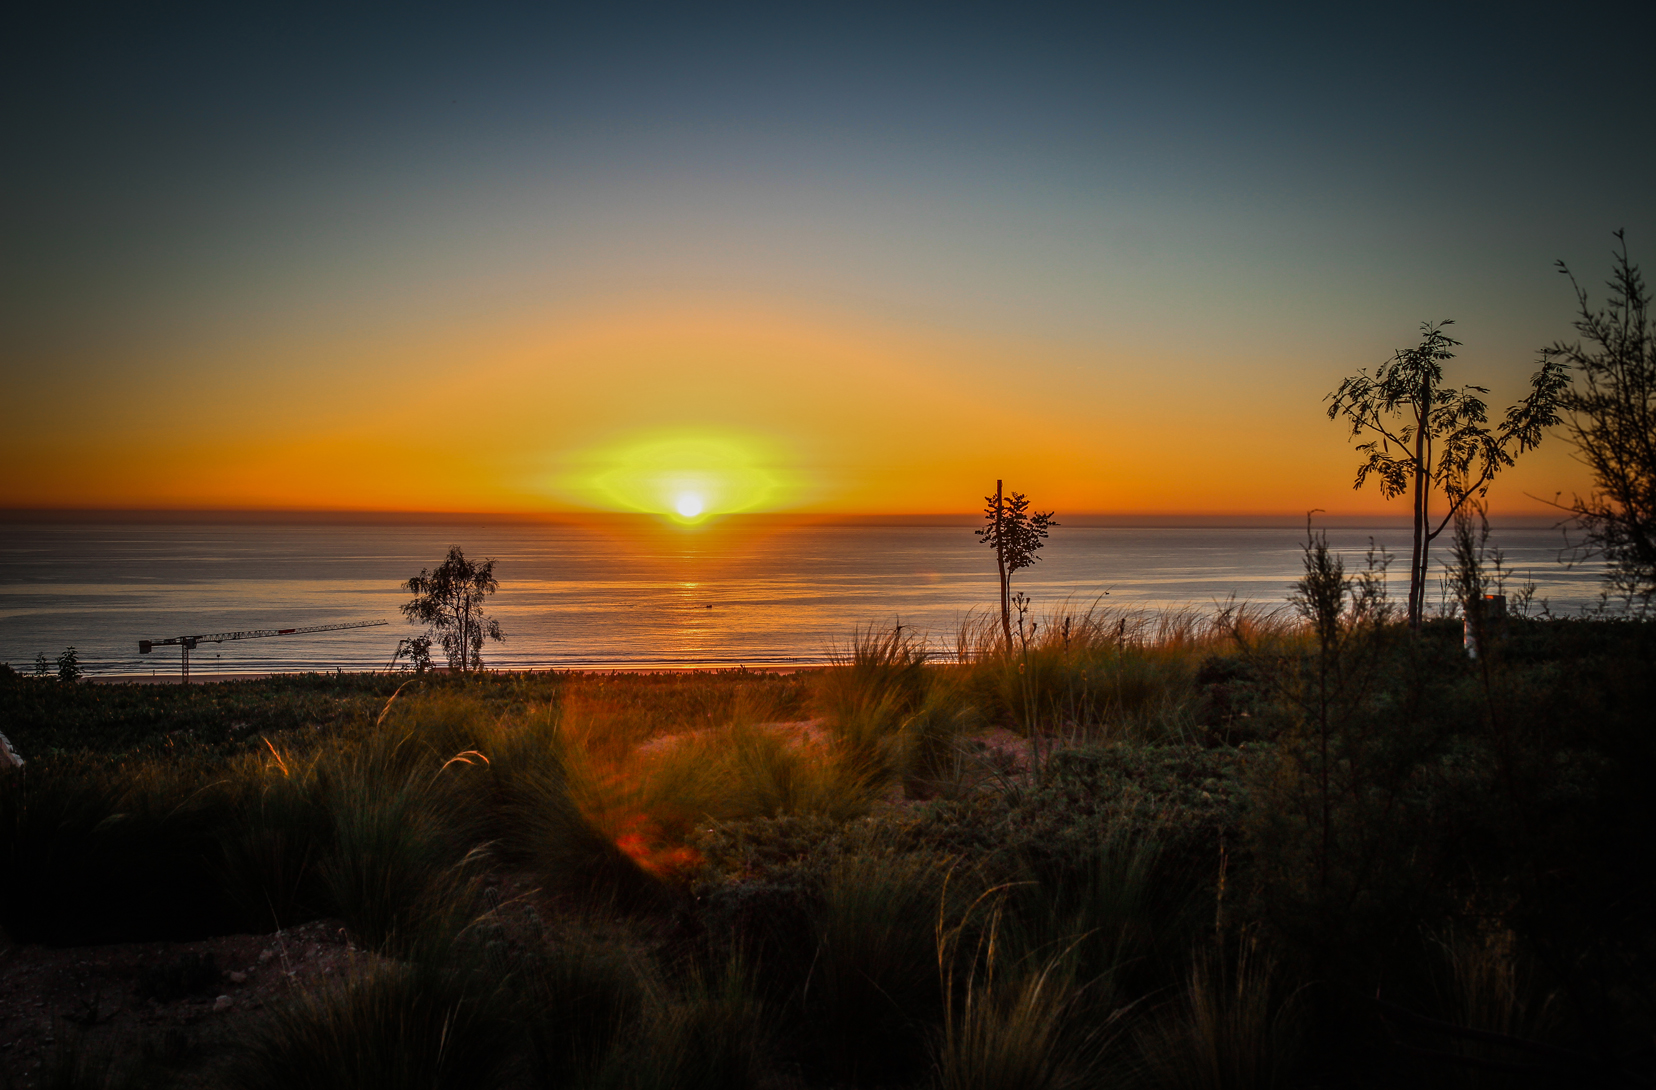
[{"xmin": 561, "ymin": 428, "xmax": 796, "ymax": 517}]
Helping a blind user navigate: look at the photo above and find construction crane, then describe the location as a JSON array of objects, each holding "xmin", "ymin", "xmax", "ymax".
[{"xmin": 138, "ymin": 620, "xmax": 388, "ymax": 682}]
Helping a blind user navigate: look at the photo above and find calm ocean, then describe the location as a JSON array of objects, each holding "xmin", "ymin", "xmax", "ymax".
[{"xmin": 0, "ymin": 515, "xmax": 1603, "ymax": 678}]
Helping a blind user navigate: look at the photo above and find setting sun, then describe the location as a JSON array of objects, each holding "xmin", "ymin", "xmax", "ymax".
[{"xmin": 560, "ymin": 428, "xmax": 796, "ymax": 521}]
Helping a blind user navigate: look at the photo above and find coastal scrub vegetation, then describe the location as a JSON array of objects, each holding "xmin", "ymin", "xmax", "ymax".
[
  {"xmin": 1546, "ymin": 230, "xmax": 1656, "ymax": 611},
  {"xmin": 2, "ymin": 558, "xmax": 1652, "ymax": 1088},
  {"xmin": 1326, "ymin": 321, "xmax": 1567, "ymax": 629}
]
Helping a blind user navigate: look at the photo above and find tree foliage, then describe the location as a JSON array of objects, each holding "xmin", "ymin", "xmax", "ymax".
[
  {"xmin": 1545, "ymin": 231, "xmax": 1656, "ymax": 611},
  {"xmin": 400, "ymin": 546, "xmax": 504, "ymax": 672},
  {"xmin": 976, "ymin": 481, "xmax": 1057, "ymax": 649},
  {"xmin": 1326, "ymin": 321, "xmax": 1566, "ymax": 627}
]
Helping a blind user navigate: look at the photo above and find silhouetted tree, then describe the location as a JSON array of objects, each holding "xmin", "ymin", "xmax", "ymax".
[
  {"xmin": 1327, "ymin": 322, "xmax": 1566, "ymax": 628},
  {"xmin": 401, "ymin": 546, "xmax": 504, "ymax": 671},
  {"xmin": 976, "ymin": 480, "xmax": 1057, "ymax": 648},
  {"xmin": 1544, "ymin": 231, "xmax": 1656, "ymax": 610}
]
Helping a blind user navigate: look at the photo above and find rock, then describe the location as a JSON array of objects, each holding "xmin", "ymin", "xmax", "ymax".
[
  {"xmin": 227, "ymin": 971, "xmax": 247, "ymax": 984},
  {"xmin": 257, "ymin": 949, "xmax": 275, "ymax": 963},
  {"xmin": 213, "ymin": 995, "xmax": 234, "ymax": 1013}
]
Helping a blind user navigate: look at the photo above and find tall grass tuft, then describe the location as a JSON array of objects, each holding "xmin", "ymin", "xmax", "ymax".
[
  {"xmin": 819, "ymin": 623, "xmax": 931, "ymax": 786},
  {"xmin": 1011, "ymin": 821, "xmax": 1195, "ymax": 1003},
  {"xmin": 802, "ymin": 853, "xmax": 961, "ymax": 1082},
  {"xmin": 623, "ymin": 952, "xmax": 770, "ymax": 1090},
  {"xmin": 226, "ymin": 959, "xmax": 517, "ymax": 1090},
  {"xmin": 217, "ymin": 746, "xmax": 333, "ymax": 931},
  {"xmin": 0, "ymin": 761, "xmax": 241, "ymax": 945},
  {"xmin": 518, "ymin": 933, "xmax": 648, "ymax": 1090},
  {"xmin": 483, "ymin": 705, "xmax": 671, "ymax": 912},
  {"xmin": 957, "ymin": 604, "xmax": 1233, "ymax": 744},
  {"xmin": 896, "ymin": 675, "xmax": 982, "ymax": 799},
  {"xmin": 21, "ymin": 1027, "xmax": 135, "ymax": 1090},
  {"xmin": 719, "ymin": 721, "xmax": 873, "ymax": 821},
  {"xmin": 1429, "ymin": 924, "xmax": 1562, "ymax": 1088},
  {"xmin": 933, "ymin": 935, "xmax": 1119, "ymax": 1090},
  {"xmin": 1137, "ymin": 942, "xmax": 1304, "ymax": 1090},
  {"xmin": 822, "ymin": 622, "xmax": 931, "ymax": 719},
  {"xmin": 312, "ymin": 743, "xmax": 482, "ymax": 951}
]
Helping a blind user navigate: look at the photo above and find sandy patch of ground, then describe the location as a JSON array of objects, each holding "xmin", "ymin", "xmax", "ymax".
[{"xmin": 632, "ymin": 717, "xmax": 834, "ymax": 757}]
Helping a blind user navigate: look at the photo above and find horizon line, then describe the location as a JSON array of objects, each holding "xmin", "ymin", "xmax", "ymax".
[{"xmin": 0, "ymin": 505, "xmax": 1569, "ymax": 528}]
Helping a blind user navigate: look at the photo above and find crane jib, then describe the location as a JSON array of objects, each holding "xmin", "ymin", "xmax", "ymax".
[{"xmin": 138, "ymin": 620, "xmax": 387, "ymax": 653}]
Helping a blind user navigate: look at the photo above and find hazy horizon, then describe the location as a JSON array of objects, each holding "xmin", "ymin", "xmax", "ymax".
[{"xmin": 0, "ymin": 505, "xmax": 1574, "ymax": 529}]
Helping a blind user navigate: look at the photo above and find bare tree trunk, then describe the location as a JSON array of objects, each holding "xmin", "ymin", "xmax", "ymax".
[
  {"xmin": 1408, "ymin": 385, "xmax": 1430, "ymax": 629},
  {"xmin": 1417, "ymin": 430, "xmax": 1437, "ymax": 626},
  {"xmin": 463, "ymin": 592, "xmax": 476, "ymax": 671},
  {"xmin": 996, "ymin": 479, "xmax": 1012, "ymax": 650}
]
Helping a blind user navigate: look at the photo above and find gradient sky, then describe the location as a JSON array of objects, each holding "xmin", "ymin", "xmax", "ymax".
[{"xmin": 4, "ymin": 2, "xmax": 1651, "ymax": 516}]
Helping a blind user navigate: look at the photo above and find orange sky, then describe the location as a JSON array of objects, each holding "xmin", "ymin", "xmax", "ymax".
[
  {"xmin": 0, "ymin": 296, "xmax": 1592, "ymax": 518},
  {"xmin": 3, "ymin": 6, "xmax": 1645, "ymax": 521}
]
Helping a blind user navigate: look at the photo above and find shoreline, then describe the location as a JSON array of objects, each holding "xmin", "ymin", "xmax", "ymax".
[{"xmin": 85, "ymin": 663, "xmax": 826, "ymax": 683}]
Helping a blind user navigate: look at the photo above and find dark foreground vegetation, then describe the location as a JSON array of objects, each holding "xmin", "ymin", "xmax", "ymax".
[{"xmin": 1, "ymin": 595, "xmax": 1653, "ymax": 1089}]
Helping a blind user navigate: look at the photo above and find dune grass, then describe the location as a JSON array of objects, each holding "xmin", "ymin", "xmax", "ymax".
[
  {"xmin": 1135, "ymin": 942, "xmax": 1305, "ymax": 1090},
  {"xmin": 2, "ymin": 608, "xmax": 1652, "ymax": 1089},
  {"xmin": 223, "ymin": 957, "xmax": 518, "ymax": 1090},
  {"xmin": 953, "ymin": 603, "xmax": 1270, "ymax": 745}
]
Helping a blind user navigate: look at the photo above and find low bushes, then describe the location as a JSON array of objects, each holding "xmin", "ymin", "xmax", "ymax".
[{"xmin": 2, "ymin": 614, "xmax": 1652, "ymax": 1088}]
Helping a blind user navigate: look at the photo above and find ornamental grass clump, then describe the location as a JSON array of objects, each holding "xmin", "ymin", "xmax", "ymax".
[
  {"xmin": 226, "ymin": 958, "xmax": 517, "ymax": 1090},
  {"xmin": 1136, "ymin": 942, "xmax": 1306, "ymax": 1090},
  {"xmin": 934, "ymin": 903, "xmax": 1128, "ymax": 1090},
  {"xmin": 217, "ymin": 747, "xmax": 334, "ymax": 931},
  {"xmin": 1008, "ymin": 821, "xmax": 1198, "ymax": 1004},
  {"xmin": 957, "ymin": 604, "xmax": 1223, "ymax": 744},
  {"xmin": 517, "ymin": 932, "xmax": 649, "ymax": 1090},
  {"xmin": 622, "ymin": 952, "xmax": 771, "ymax": 1090},
  {"xmin": 799, "ymin": 853, "xmax": 967, "ymax": 1084},
  {"xmin": 312, "ymin": 756, "xmax": 483, "ymax": 953},
  {"xmin": 480, "ymin": 703, "xmax": 670, "ymax": 912}
]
